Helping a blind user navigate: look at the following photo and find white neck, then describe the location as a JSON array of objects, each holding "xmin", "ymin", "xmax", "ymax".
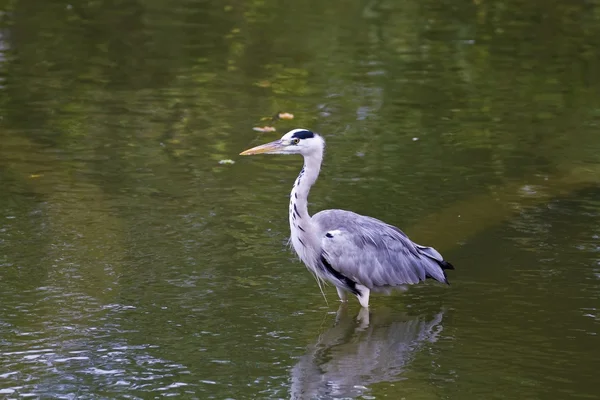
[
  {"xmin": 290, "ymin": 152, "xmax": 322, "ymax": 219},
  {"xmin": 288, "ymin": 150, "xmax": 323, "ymax": 265}
]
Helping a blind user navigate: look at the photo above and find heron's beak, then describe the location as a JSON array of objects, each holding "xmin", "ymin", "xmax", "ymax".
[{"xmin": 239, "ymin": 140, "xmax": 284, "ymax": 155}]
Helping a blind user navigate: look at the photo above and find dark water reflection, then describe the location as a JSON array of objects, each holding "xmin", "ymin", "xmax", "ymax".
[
  {"xmin": 1, "ymin": 0, "xmax": 600, "ymax": 398},
  {"xmin": 290, "ymin": 307, "xmax": 445, "ymax": 399}
]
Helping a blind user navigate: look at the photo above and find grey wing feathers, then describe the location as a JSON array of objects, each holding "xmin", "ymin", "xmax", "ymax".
[{"xmin": 313, "ymin": 209, "xmax": 451, "ymax": 289}]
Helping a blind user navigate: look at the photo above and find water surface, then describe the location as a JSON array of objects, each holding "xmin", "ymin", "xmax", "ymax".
[{"xmin": 1, "ymin": 0, "xmax": 599, "ymax": 398}]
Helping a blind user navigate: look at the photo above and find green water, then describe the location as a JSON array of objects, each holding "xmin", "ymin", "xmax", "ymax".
[{"xmin": 1, "ymin": 0, "xmax": 600, "ymax": 398}]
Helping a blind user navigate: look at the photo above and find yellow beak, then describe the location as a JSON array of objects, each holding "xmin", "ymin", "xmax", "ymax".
[{"xmin": 239, "ymin": 140, "xmax": 283, "ymax": 155}]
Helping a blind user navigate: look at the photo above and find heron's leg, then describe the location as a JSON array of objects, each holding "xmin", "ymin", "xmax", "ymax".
[
  {"xmin": 356, "ymin": 307, "xmax": 370, "ymax": 329},
  {"xmin": 355, "ymin": 284, "xmax": 370, "ymax": 308},
  {"xmin": 335, "ymin": 302, "xmax": 348, "ymax": 325},
  {"xmin": 336, "ymin": 287, "xmax": 348, "ymax": 302}
]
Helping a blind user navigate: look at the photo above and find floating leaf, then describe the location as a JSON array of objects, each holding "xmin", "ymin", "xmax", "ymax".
[
  {"xmin": 278, "ymin": 112, "xmax": 294, "ymax": 120},
  {"xmin": 255, "ymin": 80, "xmax": 271, "ymax": 88},
  {"xmin": 253, "ymin": 126, "xmax": 276, "ymax": 132},
  {"xmin": 258, "ymin": 111, "xmax": 295, "ymax": 122},
  {"xmin": 219, "ymin": 159, "xmax": 235, "ymax": 165}
]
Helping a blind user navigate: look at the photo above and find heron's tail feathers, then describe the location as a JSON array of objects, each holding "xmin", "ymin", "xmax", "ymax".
[
  {"xmin": 435, "ymin": 260, "xmax": 454, "ymax": 285},
  {"xmin": 416, "ymin": 244, "xmax": 455, "ymax": 284},
  {"xmin": 439, "ymin": 260, "xmax": 454, "ymax": 270},
  {"xmin": 422, "ymin": 259, "xmax": 455, "ymax": 285}
]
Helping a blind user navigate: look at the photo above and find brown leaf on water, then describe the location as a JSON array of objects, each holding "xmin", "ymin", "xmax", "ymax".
[
  {"xmin": 255, "ymin": 80, "xmax": 271, "ymax": 88},
  {"xmin": 278, "ymin": 112, "xmax": 294, "ymax": 120},
  {"xmin": 253, "ymin": 126, "xmax": 276, "ymax": 132}
]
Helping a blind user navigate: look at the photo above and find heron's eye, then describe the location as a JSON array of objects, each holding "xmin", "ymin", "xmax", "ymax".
[{"xmin": 291, "ymin": 138, "xmax": 300, "ymax": 145}]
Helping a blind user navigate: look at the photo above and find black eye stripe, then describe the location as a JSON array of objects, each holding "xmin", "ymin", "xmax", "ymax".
[{"xmin": 291, "ymin": 130, "xmax": 314, "ymax": 139}]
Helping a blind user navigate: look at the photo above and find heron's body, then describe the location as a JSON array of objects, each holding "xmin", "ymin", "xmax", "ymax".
[{"xmin": 241, "ymin": 129, "xmax": 454, "ymax": 308}]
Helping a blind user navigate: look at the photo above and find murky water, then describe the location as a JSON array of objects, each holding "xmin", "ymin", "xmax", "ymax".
[{"xmin": 1, "ymin": 0, "xmax": 599, "ymax": 398}]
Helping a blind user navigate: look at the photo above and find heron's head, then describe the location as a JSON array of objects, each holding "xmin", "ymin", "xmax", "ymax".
[{"xmin": 240, "ymin": 129, "xmax": 324, "ymax": 157}]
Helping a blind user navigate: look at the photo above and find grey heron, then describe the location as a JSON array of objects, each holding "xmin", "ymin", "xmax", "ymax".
[{"xmin": 240, "ymin": 129, "xmax": 454, "ymax": 308}]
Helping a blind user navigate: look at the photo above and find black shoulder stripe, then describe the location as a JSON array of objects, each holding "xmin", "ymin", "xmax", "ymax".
[{"xmin": 319, "ymin": 254, "xmax": 360, "ymax": 296}]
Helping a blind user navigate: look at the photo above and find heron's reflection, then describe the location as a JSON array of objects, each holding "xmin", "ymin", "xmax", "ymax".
[{"xmin": 290, "ymin": 306, "xmax": 445, "ymax": 399}]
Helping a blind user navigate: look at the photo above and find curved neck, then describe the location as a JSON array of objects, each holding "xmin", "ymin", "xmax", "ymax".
[
  {"xmin": 288, "ymin": 149, "xmax": 324, "ymax": 268},
  {"xmin": 289, "ymin": 152, "xmax": 322, "ymax": 221}
]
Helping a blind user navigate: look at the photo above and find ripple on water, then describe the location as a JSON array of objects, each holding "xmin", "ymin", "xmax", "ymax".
[{"xmin": 0, "ymin": 286, "xmax": 196, "ymax": 398}]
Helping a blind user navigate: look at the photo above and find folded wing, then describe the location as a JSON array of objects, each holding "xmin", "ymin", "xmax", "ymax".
[{"xmin": 313, "ymin": 209, "xmax": 452, "ymax": 289}]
